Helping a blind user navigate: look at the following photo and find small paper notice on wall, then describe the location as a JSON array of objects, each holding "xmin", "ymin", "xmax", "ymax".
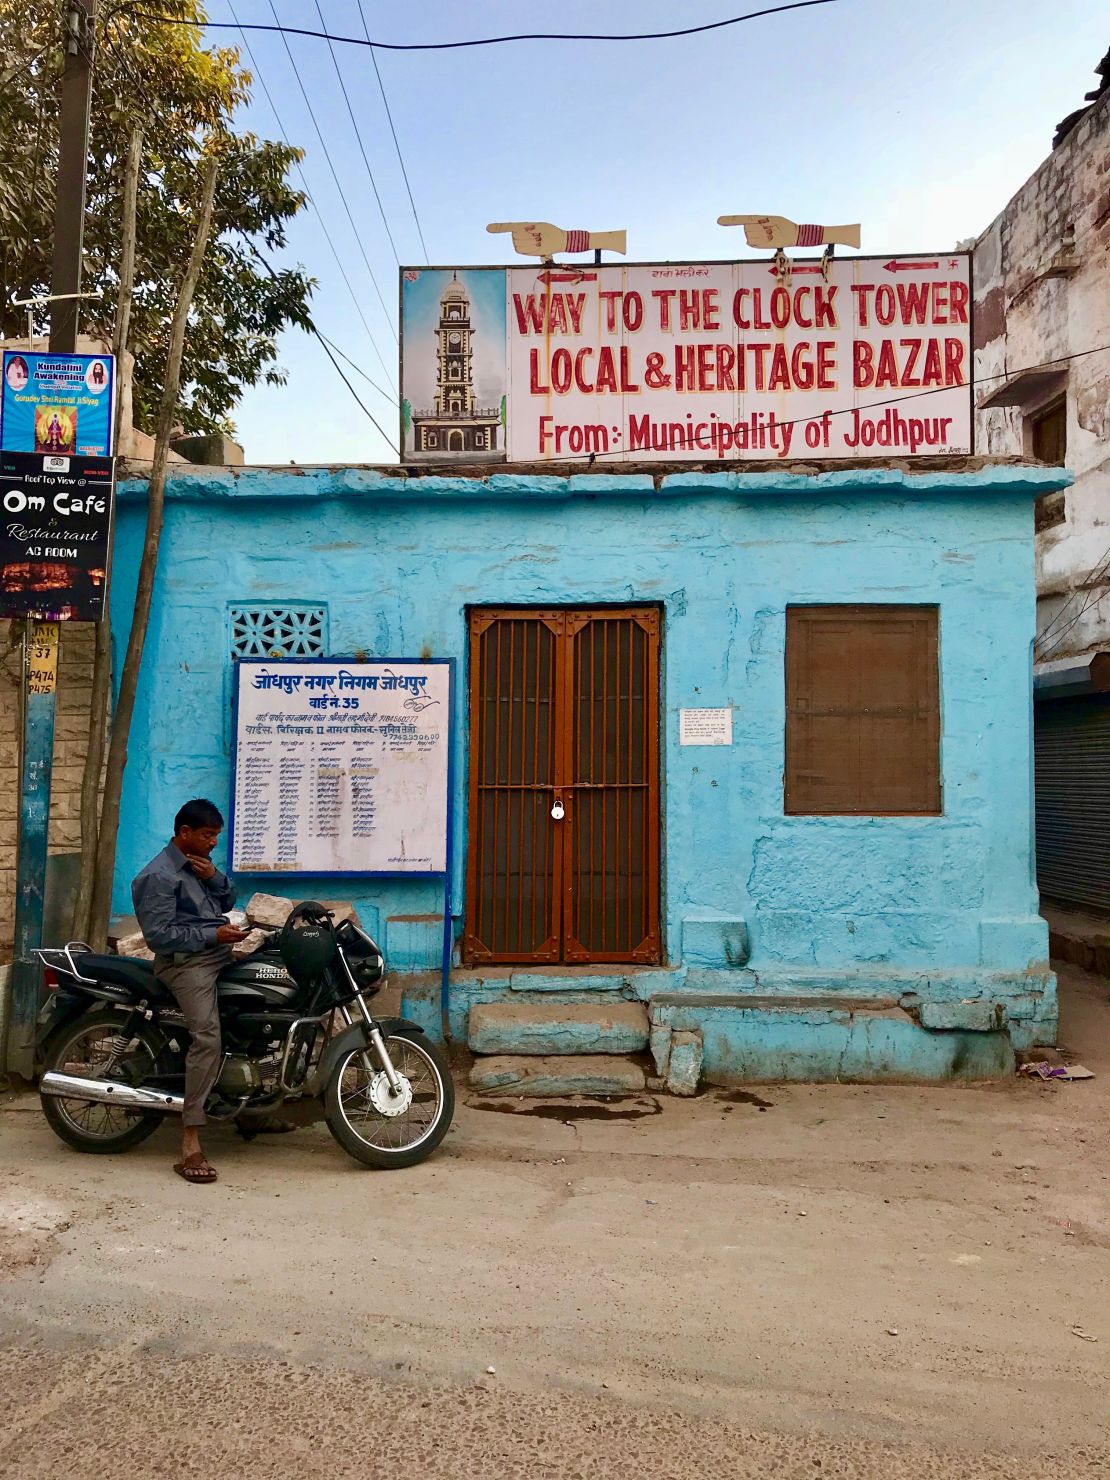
[{"xmin": 679, "ymin": 707, "xmax": 733, "ymax": 746}]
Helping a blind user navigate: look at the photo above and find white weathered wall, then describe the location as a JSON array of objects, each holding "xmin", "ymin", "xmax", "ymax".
[{"xmin": 973, "ymin": 88, "xmax": 1110, "ymax": 660}]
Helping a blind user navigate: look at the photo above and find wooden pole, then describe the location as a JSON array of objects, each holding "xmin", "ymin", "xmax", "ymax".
[
  {"xmin": 73, "ymin": 127, "xmax": 143, "ymax": 946},
  {"xmin": 87, "ymin": 156, "xmax": 220, "ymax": 939}
]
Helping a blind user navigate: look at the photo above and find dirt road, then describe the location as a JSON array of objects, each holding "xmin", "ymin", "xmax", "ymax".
[{"xmin": 2, "ymin": 965, "xmax": 1108, "ymax": 1478}]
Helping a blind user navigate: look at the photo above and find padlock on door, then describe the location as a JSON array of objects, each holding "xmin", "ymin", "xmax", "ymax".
[{"xmin": 551, "ymin": 796, "xmax": 565, "ymax": 821}]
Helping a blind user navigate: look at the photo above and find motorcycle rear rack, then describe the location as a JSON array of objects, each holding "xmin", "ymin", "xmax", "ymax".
[{"xmin": 34, "ymin": 942, "xmax": 98, "ymax": 985}]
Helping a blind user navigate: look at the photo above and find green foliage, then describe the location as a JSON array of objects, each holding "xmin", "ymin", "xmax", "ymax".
[{"xmin": 0, "ymin": 1, "xmax": 314, "ymax": 435}]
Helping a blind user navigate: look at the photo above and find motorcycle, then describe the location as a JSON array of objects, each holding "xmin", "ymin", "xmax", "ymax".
[{"xmin": 33, "ymin": 903, "xmax": 454, "ymax": 1170}]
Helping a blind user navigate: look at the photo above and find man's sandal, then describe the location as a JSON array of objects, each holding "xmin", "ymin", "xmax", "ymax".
[{"xmin": 173, "ymin": 1153, "xmax": 218, "ymax": 1184}]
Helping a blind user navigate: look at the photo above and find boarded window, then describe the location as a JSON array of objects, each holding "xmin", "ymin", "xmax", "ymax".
[
  {"xmin": 1030, "ymin": 397, "xmax": 1066, "ymax": 465},
  {"xmin": 785, "ymin": 605, "xmax": 940, "ymax": 816}
]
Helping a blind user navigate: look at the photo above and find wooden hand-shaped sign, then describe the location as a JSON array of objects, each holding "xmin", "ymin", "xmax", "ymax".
[
  {"xmin": 487, "ymin": 221, "xmax": 627, "ymax": 259},
  {"xmin": 717, "ymin": 214, "xmax": 861, "ymax": 250}
]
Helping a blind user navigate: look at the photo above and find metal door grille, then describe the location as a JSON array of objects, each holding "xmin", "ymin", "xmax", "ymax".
[{"xmin": 465, "ymin": 608, "xmax": 660, "ymax": 965}]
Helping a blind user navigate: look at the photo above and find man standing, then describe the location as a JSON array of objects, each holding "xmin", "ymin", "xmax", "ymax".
[{"xmin": 132, "ymin": 799, "xmax": 246, "ymax": 1184}]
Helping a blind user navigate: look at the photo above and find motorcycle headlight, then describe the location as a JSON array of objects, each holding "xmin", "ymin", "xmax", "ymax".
[{"xmin": 352, "ymin": 955, "xmax": 383, "ymax": 991}]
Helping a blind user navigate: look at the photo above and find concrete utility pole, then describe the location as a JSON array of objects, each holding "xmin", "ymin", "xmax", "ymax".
[
  {"xmin": 50, "ymin": 0, "xmax": 97, "ymax": 351},
  {"xmin": 8, "ymin": 0, "xmax": 98, "ymax": 1077}
]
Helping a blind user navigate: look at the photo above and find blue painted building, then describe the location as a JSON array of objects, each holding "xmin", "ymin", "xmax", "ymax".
[{"xmin": 109, "ymin": 462, "xmax": 1070, "ymax": 1088}]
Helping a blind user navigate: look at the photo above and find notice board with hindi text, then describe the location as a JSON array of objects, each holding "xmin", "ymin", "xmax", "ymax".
[{"xmin": 230, "ymin": 659, "xmax": 452, "ymax": 877}]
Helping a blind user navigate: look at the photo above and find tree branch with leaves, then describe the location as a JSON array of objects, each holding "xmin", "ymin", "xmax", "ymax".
[{"xmin": 0, "ymin": 0, "xmax": 315, "ymax": 436}]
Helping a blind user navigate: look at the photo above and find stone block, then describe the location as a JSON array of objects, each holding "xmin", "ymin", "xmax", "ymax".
[
  {"xmin": 682, "ymin": 914, "xmax": 750, "ymax": 968},
  {"xmin": 666, "ymin": 1029, "xmax": 703, "ymax": 1096},
  {"xmin": 918, "ymin": 1000, "xmax": 1005, "ymax": 1032},
  {"xmin": 978, "ymin": 917, "xmax": 1049, "ymax": 969},
  {"xmin": 468, "ymin": 1001, "xmax": 649, "ymax": 1055},
  {"xmin": 649, "ymin": 1021, "xmax": 673, "ymax": 1077},
  {"xmin": 115, "ymin": 930, "xmax": 154, "ymax": 962},
  {"xmin": 244, "ymin": 892, "xmax": 296, "ymax": 928},
  {"xmin": 231, "ymin": 929, "xmax": 268, "ymax": 959},
  {"xmin": 54, "ymin": 712, "xmax": 92, "ymax": 740},
  {"xmin": 170, "ymin": 431, "xmax": 245, "ymax": 466},
  {"xmin": 386, "ymin": 914, "xmax": 441, "ymax": 971},
  {"xmin": 319, "ymin": 899, "xmax": 360, "ymax": 927},
  {"xmin": 469, "ymin": 1055, "xmax": 646, "ymax": 1097}
]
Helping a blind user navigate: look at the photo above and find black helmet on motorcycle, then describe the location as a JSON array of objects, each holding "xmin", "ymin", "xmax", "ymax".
[{"xmin": 278, "ymin": 902, "xmax": 337, "ymax": 984}]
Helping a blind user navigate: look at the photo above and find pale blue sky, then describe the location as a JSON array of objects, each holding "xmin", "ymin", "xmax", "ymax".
[{"xmin": 212, "ymin": 1, "xmax": 1107, "ymax": 463}]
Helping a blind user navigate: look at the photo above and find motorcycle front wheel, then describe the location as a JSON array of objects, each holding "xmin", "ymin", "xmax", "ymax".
[{"xmin": 323, "ymin": 1029, "xmax": 454, "ymax": 1169}]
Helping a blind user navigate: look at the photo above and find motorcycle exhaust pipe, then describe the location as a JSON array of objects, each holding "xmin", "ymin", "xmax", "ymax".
[{"xmin": 39, "ymin": 1071, "xmax": 184, "ymax": 1113}]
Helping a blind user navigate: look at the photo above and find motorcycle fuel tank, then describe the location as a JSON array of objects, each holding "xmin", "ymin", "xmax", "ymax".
[{"xmin": 217, "ymin": 953, "xmax": 301, "ymax": 1007}]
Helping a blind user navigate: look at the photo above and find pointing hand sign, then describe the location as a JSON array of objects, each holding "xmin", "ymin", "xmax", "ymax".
[
  {"xmin": 487, "ymin": 222, "xmax": 627, "ymax": 259},
  {"xmin": 717, "ymin": 215, "xmax": 861, "ymax": 250}
]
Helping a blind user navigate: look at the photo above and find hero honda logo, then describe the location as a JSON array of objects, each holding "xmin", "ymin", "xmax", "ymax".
[{"xmin": 249, "ymin": 963, "xmax": 292, "ymax": 981}]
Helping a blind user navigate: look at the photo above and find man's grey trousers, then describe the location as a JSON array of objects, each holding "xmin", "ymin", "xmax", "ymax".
[{"xmin": 154, "ymin": 944, "xmax": 231, "ymax": 1127}]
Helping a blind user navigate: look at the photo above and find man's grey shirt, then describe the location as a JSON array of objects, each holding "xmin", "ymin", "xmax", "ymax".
[{"xmin": 132, "ymin": 843, "xmax": 237, "ymax": 957}]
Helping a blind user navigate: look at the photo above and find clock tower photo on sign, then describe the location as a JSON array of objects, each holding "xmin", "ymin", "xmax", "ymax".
[{"xmin": 410, "ymin": 272, "xmax": 502, "ymax": 458}]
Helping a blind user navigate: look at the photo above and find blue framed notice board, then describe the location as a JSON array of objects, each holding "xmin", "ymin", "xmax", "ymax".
[
  {"xmin": 230, "ymin": 657, "xmax": 454, "ymax": 878},
  {"xmin": 230, "ymin": 657, "xmax": 458, "ymax": 1033}
]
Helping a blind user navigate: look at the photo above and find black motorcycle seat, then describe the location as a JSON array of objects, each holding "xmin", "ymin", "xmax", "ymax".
[{"xmin": 77, "ymin": 953, "xmax": 170, "ymax": 998}]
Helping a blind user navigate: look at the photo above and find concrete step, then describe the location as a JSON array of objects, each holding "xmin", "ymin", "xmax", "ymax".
[
  {"xmin": 469, "ymin": 1055, "xmax": 646, "ymax": 1097},
  {"xmin": 650, "ymin": 995, "xmax": 1016, "ymax": 1083},
  {"xmin": 1042, "ymin": 904, "xmax": 1110, "ymax": 977},
  {"xmin": 468, "ymin": 1001, "xmax": 649, "ymax": 1056}
]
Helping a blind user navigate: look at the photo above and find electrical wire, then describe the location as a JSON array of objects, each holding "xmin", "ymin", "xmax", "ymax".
[
  {"xmin": 1036, "ymin": 589, "xmax": 1109, "ymax": 661},
  {"xmin": 226, "ymin": 0, "xmax": 396, "ymax": 387},
  {"xmin": 247, "ymin": 240, "xmax": 398, "ymax": 452},
  {"xmin": 0, "ymin": 41, "xmax": 51, "ymax": 91},
  {"xmin": 129, "ymin": 2, "xmax": 840, "ymax": 52},
  {"xmin": 398, "ymin": 340, "xmax": 1107, "ymax": 464},
  {"xmin": 1034, "ymin": 547, "xmax": 1110, "ymax": 659},
  {"xmin": 310, "ymin": 0, "xmax": 400, "ymax": 266},
  {"xmin": 315, "ymin": 327, "xmax": 394, "ymax": 401},
  {"xmin": 258, "ymin": 337, "xmax": 1110, "ymax": 465},
  {"xmin": 356, "ymin": 0, "xmax": 429, "ymax": 264},
  {"xmin": 117, "ymin": 342, "xmax": 1110, "ymax": 478},
  {"xmin": 263, "ymin": 0, "xmax": 398, "ymax": 340},
  {"xmin": 0, "ymin": 40, "xmax": 52, "ymax": 91},
  {"xmin": 97, "ymin": 14, "xmax": 399, "ymax": 451},
  {"xmin": 1035, "ymin": 539, "xmax": 1110, "ymax": 645},
  {"xmin": 307, "ymin": 329, "xmax": 399, "ymax": 453}
]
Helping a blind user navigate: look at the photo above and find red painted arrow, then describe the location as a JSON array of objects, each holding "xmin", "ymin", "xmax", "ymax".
[
  {"xmin": 884, "ymin": 258, "xmax": 939, "ymax": 272},
  {"xmin": 768, "ymin": 264, "xmax": 823, "ymax": 276},
  {"xmin": 538, "ymin": 270, "xmax": 598, "ymax": 284}
]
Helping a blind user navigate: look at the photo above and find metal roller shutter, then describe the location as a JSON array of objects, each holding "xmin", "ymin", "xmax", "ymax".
[{"xmin": 1035, "ymin": 694, "xmax": 1110, "ymax": 913}]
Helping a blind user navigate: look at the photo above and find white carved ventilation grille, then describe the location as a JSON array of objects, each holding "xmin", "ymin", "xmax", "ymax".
[{"xmin": 229, "ymin": 605, "xmax": 327, "ymax": 659}]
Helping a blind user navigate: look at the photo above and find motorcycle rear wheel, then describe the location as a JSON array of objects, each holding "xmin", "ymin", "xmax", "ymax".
[
  {"xmin": 40, "ymin": 1010, "xmax": 166, "ymax": 1154},
  {"xmin": 324, "ymin": 1029, "xmax": 454, "ymax": 1169}
]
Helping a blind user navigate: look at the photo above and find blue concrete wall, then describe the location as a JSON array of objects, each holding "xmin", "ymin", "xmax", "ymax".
[{"xmin": 107, "ymin": 465, "xmax": 1069, "ymax": 1053}]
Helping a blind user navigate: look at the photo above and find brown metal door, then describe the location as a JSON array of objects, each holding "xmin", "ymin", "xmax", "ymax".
[{"xmin": 465, "ymin": 608, "xmax": 660, "ymax": 965}]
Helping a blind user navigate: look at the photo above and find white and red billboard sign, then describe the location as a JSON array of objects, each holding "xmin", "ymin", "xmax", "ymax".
[{"xmin": 400, "ymin": 254, "xmax": 971, "ymax": 465}]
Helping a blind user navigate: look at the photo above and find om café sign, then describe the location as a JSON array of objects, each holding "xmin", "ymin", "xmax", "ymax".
[{"xmin": 400, "ymin": 255, "xmax": 971, "ymax": 465}]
